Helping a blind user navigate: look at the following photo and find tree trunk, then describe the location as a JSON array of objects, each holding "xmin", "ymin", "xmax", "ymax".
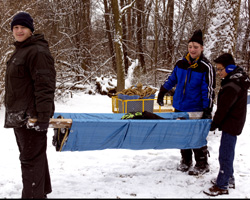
[
  {"xmin": 241, "ymin": 0, "xmax": 250, "ymax": 73},
  {"xmin": 175, "ymin": 0, "xmax": 192, "ymax": 55},
  {"xmin": 166, "ymin": 0, "xmax": 174, "ymax": 66},
  {"xmin": 136, "ymin": 0, "xmax": 146, "ymax": 72},
  {"xmin": 81, "ymin": 0, "xmax": 92, "ymax": 72},
  {"xmin": 111, "ymin": 0, "xmax": 125, "ymax": 92},
  {"xmin": 154, "ymin": 0, "xmax": 158, "ymax": 86},
  {"xmin": 104, "ymin": 0, "xmax": 117, "ymax": 72},
  {"xmin": 120, "ymin": 0, "xmax": 129, "ymax": 74},
  {"xmin": 205, "ymin": 0, "xmax": 241, "ymax": 61}
]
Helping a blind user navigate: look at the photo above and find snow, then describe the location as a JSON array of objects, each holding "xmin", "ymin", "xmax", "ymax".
[
  {"xmin": 0, "ymin": 93, "xmax": 250, "ymax": 198},
  {"xmin": 125, "ymin": 58, "xmax": 138, "ymax": 89}
]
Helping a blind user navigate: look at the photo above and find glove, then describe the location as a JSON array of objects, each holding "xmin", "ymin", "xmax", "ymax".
[
  {"xmin": 210, "ymin": 122, "xmax": 217, "ymax": 131},
  {"xmin": 34, "ymin": 121, "xmax": 49, "ymax": 132},
  {"xmin": 121, "ymin": 113, "xmax": 135, "ymax": 119},
  {"xmin": 157, "ymin": 85, "xmax": 168, "ymax": 106},
  {"xmin": 202, "ymin": 108, "xmax": 212, "ymax": 119}
]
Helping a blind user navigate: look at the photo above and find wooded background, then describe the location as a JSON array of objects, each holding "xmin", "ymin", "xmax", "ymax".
[{"xmin": 0, "ymin": 0, "xmax": 249, "ymax": 103}]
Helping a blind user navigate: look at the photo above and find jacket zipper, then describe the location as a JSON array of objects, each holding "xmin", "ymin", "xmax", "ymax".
[{"xmin": 183, "ymin": 67, "xmax": 192, "ymax": 95}]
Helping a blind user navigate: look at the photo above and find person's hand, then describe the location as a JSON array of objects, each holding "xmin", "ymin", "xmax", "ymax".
[
  {"xmin": 210, "ymin": 123, "xmax": 217, "ymax": 131},
  {"xmin": 202, "ymin": 108, "xmax": 212, "ymax": 119},
  {"xmin": 157, "ymin": 85, "xmax": 168, "ymax": 106},
  {"xmin": 157, "ymin": 97, "xmax": 164, "ymax": 106},
  {"xmin": 34, "ymin": 121, "xmax": 49, "ymax": 132}
]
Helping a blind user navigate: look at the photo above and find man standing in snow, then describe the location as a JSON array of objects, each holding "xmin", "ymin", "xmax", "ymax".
[
  {"xmin": 4, "ymin": 12, "xmax": 56, "ymax": 198},
  {"xmin": 203, "ymin": 53, "xmax": 250, "ymax": 196},
  {"xmin": 157, "ymin": 29, "xmax": 216, "ymax": 176}
]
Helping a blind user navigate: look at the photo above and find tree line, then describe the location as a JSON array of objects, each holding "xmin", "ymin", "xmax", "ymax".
[{"xmin": 0, "ymin": 0, "xmax": 249, "ymax": 103}]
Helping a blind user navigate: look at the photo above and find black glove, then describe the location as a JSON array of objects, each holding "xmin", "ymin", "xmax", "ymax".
[
  {"xmin": 202, "ymin": 108, "xmax": 212, "ymax": 119},
  {"xmin": 34, "ymin": 121, "xmax": 49, "ymax": 132},
  {"xmin": 157, "ymin": 85, "xmax": 168, "ymax": 106},
  {"xmin": 210, "ymin": 122, "xmax": 217, "ymax": 131}
]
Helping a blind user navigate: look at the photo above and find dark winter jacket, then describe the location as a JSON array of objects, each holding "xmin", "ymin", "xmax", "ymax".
[
  {"xmin": 211, "ymin": 66, "xmax": 250, "ymax": 136},
  {"xmin": 162, "ymin": 53, "xmax": 216, "ymax": 112},
  {"xmin": 4, "ymin": 34, "xmax": 56, "ymax": 128}
]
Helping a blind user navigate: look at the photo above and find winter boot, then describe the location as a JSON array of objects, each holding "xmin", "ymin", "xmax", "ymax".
[
  {"xmin": 211, "ymin": 177, "xmax": 235, "ymax": 189},
  {"xmin": 188, "ymin": 146, "xmax": 209, "ymax": 176},
  {"xmin": 188, "ymin": 162, "xmax": 209, "ymax": 175},
  {"xmin": 203, "ymin": 185, "xmax": 229, "ymax": 196},
  {"xmin": 177, "ymin": 149, "xmax": 192, "ymax": 172},
  {"xmin": 177, "ymin": 159, "xmax": 192, "ymax": 172}
]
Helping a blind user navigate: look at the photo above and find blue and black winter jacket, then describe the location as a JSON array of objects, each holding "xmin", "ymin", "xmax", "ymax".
[{"xmin": 163, "ymin": 53, "xmax": 216, "ymax": 112}]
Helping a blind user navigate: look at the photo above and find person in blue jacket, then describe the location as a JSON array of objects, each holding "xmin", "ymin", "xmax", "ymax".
[{"xmin": 157, "ymin": 29, "xmax": 216, "ymax": 176}]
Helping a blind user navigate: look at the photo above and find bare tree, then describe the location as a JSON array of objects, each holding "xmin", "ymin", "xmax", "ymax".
[
  {"xmin": 166, "ymin": 0, "xmax": 174, "ymax": 66},
  {"xmin": 175, "ymin": 0, "xmax": 193, "ymax": 59},
  {"xmin": 204, "ymin": 0, "xmax": 241, "ymax": 61},
  {"xmin": 136, "ymin": 0, "xmax": 146, "ymax": 72},
  {"xmin": 104, "ymin": 0, "xmax": 117, "ymax": 72},
  {"xmin": 0, "ymin": 0, "xmax": 249, "ymax": 104},
  {"xmin": 110, "ymin": 0, "xmax": 125, "ymax": 91},
  {"xmin": 239, "ymin": 0, "xmax": 250, "ymax": 73}
]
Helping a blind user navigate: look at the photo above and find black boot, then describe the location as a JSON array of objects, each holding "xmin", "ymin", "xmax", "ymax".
[
  {"xmin": 188, "ymin": 146, "xmax": 209, "ymax": 176},
  {"xmin": 188, "ymin": 162, "xmax": 209, "ymax": 175},
  {"xmin": 177, "ymin": 159, "xmax": 192, "ymax": 172},
  {"xmin": 177, "ymin": 149, "xmax": 192, "ymax": 172}
]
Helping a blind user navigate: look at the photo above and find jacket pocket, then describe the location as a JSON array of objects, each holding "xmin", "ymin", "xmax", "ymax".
[{"xmin": 9, "ymin": 58, "xmax": 25, "ymax": 78}]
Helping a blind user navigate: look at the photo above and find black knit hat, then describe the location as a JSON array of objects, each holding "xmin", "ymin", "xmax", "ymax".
[
  {"xmin": 11, "ymin": 12, "xmax": 34, "ymax": 32},
  {"xmin": 188, "ymin": 29, "xmax": 203, "ymax": 46},
  {"xmin": 214, "ymin": 53, "xmax": 235, "ymax": 67}
]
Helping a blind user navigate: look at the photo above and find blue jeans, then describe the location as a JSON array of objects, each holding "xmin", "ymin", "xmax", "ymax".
[{"xmin": 216, "ymin": 131, "xmax": 237, "ymax": 189}]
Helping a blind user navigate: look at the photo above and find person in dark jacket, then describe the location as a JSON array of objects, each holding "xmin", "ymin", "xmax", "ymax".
[
  {"xmin": 203, "ymin": 53, "xmax": 250, "ymax": 196},
  {"xmin": 4, "ymin": 12, "xmax": 56, "ymax": 199},
  {"xmin": 157, "ymin": 29, "xmax": 216, "ymax": 175}
]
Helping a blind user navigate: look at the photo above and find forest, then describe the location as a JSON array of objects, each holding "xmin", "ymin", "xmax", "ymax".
[{"xmin": 0, "ymin": 0, "xmax": 249, "ymax": 103}]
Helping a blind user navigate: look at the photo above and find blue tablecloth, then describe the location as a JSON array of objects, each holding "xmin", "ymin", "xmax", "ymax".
[{"xmin": 53, "ymin": 112, "xmax": 211, "ymax": 151}]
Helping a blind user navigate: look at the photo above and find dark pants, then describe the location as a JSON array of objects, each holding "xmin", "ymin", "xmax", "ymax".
[
  {"xmin": 175, "ymin": 109, "xmax": 209, "ymax": 166},
  {"xmin": 180, "ymin": 146, "xmax": 209, "ymax": 166},
  {"xmin": 14, "ymin": 126, "xmax": 52, "ymax": 199},
  {"xmin": 216, "ymin": 131, "xmax": 237, "ymax": 189}
]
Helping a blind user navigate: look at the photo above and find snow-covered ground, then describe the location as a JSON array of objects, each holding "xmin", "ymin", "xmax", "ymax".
[{"xmin": 0, "ymin": 93, "xmax": 250, "ymax": 198}]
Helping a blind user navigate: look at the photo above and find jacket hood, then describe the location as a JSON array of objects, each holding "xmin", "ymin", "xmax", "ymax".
[
  {"xmin": 14, "ymin": 34, "xmax": 49, "ymax": 49},
  {"xmin": 226, "ymin": 66, "xmax": 250, "ymax": 90}
]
